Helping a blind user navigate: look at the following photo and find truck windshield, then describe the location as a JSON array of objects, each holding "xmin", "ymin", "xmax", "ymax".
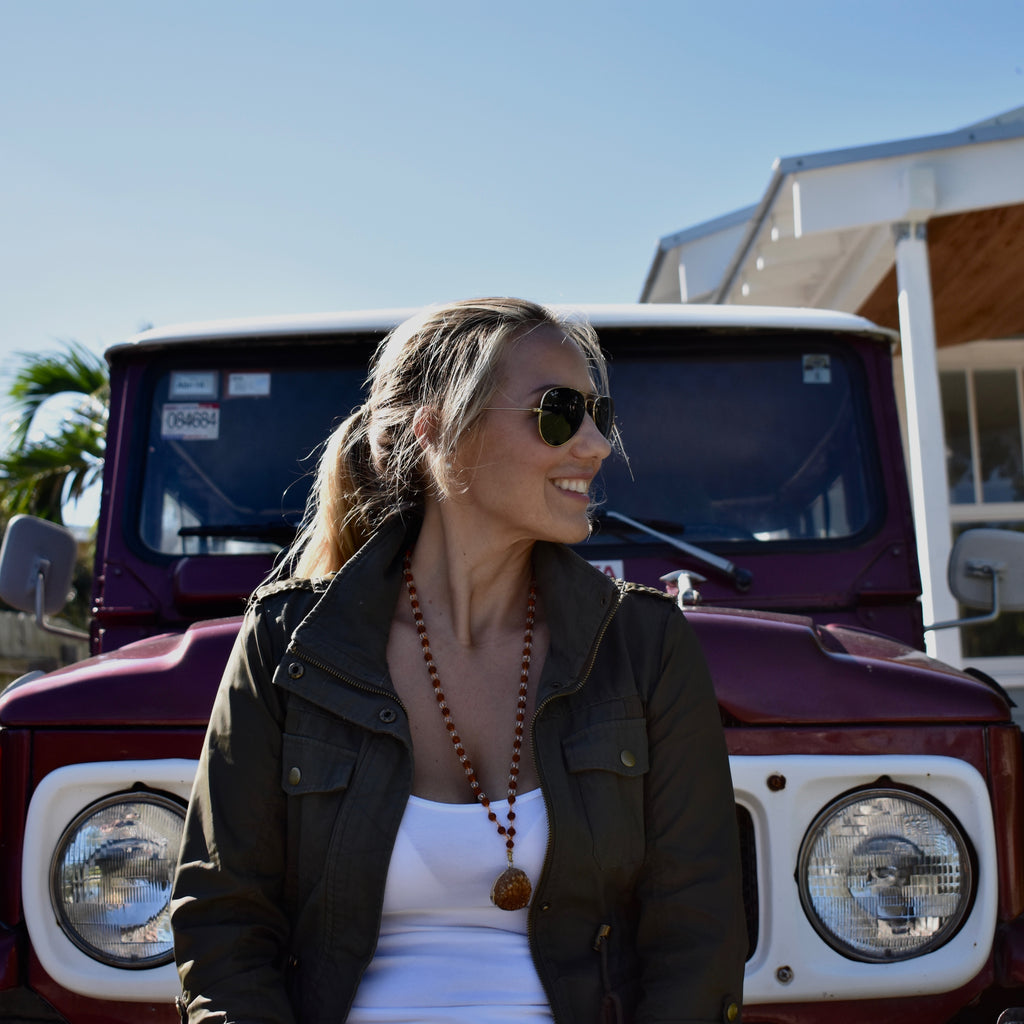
[
  {"xmin": 591, "ymin": 342, "xmax": 878, "ymax": 548},
  {"xmin": 138, "ymin": 364, "xmax": 367, "ymax": 555},
  {"xmin": 136, "ymin": 339, "xmax": 878, "ymax": 556}
]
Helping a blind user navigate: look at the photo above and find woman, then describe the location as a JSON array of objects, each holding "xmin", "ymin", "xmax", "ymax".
[{"xmin": 171, "ymin": 297, "xmax": 746, "ymax": 1024}]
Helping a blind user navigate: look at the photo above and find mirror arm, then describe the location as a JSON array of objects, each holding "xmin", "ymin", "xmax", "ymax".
[
  {"xmin": 34, "ymin": 565, "xmax": 90, "ymax": 642},
  {"xmin": 925, "ymin": 563, "xmax": 1001, "ymax": 632}
]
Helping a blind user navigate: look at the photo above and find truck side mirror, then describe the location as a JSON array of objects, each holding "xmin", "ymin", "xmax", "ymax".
[
  {"xmin": 927, "ymin": 528, "xmax": 1024, "ymax": 631},
  {"xmin": 0, "ymin": 514, "xmax": 89, "ymax": 640}
]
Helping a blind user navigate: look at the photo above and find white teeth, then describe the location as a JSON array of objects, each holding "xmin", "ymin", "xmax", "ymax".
[{"xmin": 553, "ymin": 478, "xmax": 589, "ymax": 494}]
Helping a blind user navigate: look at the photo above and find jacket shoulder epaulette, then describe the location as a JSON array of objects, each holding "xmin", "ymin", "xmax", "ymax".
[
  {"xmin": 616, "ymin": 578, "xmax": 677, "ymax": 604},
  {"xmin": 249, "ymin": 573, "xmax": 334, "ymax": 609}
]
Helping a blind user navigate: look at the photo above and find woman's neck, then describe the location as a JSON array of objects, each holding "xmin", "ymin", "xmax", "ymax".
[{"xmin": 408, "ymin": 502, "xmax": 536, "ymax": 648}]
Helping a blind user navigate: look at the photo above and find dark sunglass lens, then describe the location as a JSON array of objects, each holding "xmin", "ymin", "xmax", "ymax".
[
  {"xmin": 593, "ymin": 397, "xmax": 614, "ymax": 438},
  {"xmin": 538, "ymin": 389, "xmax": 585, "ymax": 446}
]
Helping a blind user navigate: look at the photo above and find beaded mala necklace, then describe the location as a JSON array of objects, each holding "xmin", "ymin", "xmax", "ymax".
[{"xmin": 402, "ymin": 551, "xmax": 537, "ymax": 911}]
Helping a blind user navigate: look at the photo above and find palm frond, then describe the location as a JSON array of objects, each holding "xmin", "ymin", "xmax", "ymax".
[
  {"xmin": 1, "ymin": 341, "xmax": 109, "ymax": 525},
  {"xmin": 7, "ymin": 342, "xmax": 108, "ymax": 453}
]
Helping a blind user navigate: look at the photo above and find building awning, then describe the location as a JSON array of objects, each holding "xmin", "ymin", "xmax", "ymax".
[{"xmin": 642, "ymin": 107, "xmax": 1024, "ymax": 348}]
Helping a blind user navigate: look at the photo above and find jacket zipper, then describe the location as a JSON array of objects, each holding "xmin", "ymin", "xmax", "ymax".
[
  {"xmin": 528, "ymin": 584, "xmax": 624, "ymax": 1023},
  {"xmin": 593, "ymin": 924, "xmax": 623, "ymax": 1024},
  {"xmin": 286, "ymin": 640, "xmax": 409, "ymax": 713}
]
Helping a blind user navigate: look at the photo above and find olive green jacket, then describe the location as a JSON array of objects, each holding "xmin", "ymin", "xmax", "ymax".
[{"xmin": 171, "ymin": 517, "xmax": 746, "ymax": 1024}]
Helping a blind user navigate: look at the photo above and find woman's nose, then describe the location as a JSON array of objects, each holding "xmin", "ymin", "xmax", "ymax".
[{"xmin": 571, "ymin": 411, "xmax": 613, "ymax": 460}]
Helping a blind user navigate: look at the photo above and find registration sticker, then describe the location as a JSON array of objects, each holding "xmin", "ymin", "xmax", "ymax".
[
  {"xmin": 169, "ymin": 371, "xmax": 218, "ymax": 400},
  {"xmin": 227, "ymin": 372, "xmax": 271, "ymax": 397},
  {"xmin": 161, "ymin": 403, "xmax": 220, "ymax": 440},
  {"xmin": 803, "ymin": 354, "xmax": 831, "ymax": 384}
]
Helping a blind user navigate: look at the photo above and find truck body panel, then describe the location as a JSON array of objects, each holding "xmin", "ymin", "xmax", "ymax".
[{"xmin": 2, "ymin": 304, "xmax": 1021, "ymax": 1022}]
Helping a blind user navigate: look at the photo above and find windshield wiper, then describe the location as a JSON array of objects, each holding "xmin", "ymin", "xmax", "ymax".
[
  {"xmin": 178, "ymin": 523, "xmax": 297, "ymax": 546},
  {"xmin": 596, "ymin": 510, "xmax": 753, "ymax": 592}
]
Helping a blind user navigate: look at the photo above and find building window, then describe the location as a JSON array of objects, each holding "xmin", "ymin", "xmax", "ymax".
[
  {"xmin": 942, "ymin": 368, "xmax": 1024, "ymax": 505},
  {"xmin": 941, "ymin": 364, "xmax": 1024, "ymax": 657}
]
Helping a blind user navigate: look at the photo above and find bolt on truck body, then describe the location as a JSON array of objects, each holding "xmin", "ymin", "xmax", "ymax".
[{"xmin": 2, "ymin": 304, "xmax": 1024, "ymax": 1023}]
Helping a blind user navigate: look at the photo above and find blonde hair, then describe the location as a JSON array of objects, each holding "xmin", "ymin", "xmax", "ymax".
[{"xmin": 286, "ymin": 297, "xmax": 611, "ymax": 578}]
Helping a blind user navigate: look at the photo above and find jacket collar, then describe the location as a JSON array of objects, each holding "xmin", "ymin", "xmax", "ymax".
[
  {"xmin": 531, "ymin": 540, "xmax": 621, "ymax": 696},
  {"xmin": 288, "ymin": 514, "xmax": 621, "ymax": 700},
  {"xmin": 288, "ymin": 514, "xmax": 414, "ymax": 692}
]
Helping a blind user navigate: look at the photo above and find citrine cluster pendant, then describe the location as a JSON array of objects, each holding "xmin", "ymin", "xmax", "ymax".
[{"xmin": 491, "ymin": 853, "xmax": 533, "ymax": 911}]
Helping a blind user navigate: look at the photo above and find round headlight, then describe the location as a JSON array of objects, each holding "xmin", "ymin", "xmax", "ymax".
[
  {"xmin": 50, "ymin": 793, "xmax": 185, "ymax": 968},
  {"xmin": 798, "ymin": 787, "xmax": 973, "ymax": 962}
]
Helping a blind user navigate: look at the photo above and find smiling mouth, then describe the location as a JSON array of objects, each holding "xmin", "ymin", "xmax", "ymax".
[{"xmin": 553, "ymin": 478, "xmax": 590, "ymax": 496}]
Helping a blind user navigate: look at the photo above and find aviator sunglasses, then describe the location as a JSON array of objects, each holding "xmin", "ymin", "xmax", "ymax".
[{"xmin": 487, "ymin": 387, "xmax": 615, "ymax": 447}]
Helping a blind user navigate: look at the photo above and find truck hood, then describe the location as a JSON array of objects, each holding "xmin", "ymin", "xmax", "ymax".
[
  {"xmin": 0, "ymin": 619, "xmax": 241, "ymax": 727},
  {"xmin": 0, "ymin": 607, "xmax": 1010, "ymax": 728},
  {"xmin": 689, "ymin": 606, "xmax": 1011, "ymax": 724}
]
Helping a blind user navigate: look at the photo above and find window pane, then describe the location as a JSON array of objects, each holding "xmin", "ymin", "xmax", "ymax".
[
  {"xmin": 595, "ymin": 345, "xmax": 877, "ymax": 544},
  {"xmin": 941, "ymin": 371, "xmax": 974, "ymax": 504},
  {"xmin": 139, "ymin": 365, "xmax": 366, "ymax": 555},
  {"xmin": 975, "ymin": 369, "xmax": 1024, "ymax": 503}
]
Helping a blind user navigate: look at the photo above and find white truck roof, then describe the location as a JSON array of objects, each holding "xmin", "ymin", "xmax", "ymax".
[{"xmin": 110, "ymin": 303, "xmax": 895, "ymax": 354}]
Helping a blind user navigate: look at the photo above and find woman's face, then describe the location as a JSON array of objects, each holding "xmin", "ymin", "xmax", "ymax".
[{"xmin": 450, "ymin": 326, "xmax": 612, "ymax": 547}]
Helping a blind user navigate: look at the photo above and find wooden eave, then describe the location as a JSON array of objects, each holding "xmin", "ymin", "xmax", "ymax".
[{"xmin": 858, "ymin": 203, "xmax": 1024, "ymax": 347}]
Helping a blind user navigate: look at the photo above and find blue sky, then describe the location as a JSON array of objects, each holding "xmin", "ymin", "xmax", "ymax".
[{"xmin": 2, "ymin": 0, "xmax": 1022, "ymax": 400}]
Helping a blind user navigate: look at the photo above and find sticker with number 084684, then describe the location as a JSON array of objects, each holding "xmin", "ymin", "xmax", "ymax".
[{"xmin": 161, "ymin": 403, "xmax": 220, "ymax": 441}]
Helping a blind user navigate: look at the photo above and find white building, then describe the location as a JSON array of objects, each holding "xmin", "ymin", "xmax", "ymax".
[{"xmin": 642, "ymin": 107, "xmax": 1024, "ymax": 683}]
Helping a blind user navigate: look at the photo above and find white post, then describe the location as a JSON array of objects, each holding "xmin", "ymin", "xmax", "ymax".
[{"xmin": 894, "ymin": 221, "xmax": 961, "ymax": 664}]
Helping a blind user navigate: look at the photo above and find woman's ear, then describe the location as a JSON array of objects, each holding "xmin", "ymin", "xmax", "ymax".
[
  {"xmin": 412, "ymin": 405, "xmax": 438, "ymax": 452},
  {"xmin": 413, "ymin": 405, "xmax": 456, "ymax": 498}
]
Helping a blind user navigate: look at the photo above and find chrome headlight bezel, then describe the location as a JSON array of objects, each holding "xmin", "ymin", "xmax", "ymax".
[
  {"xmin": 797, "ymin": 785, "xmax": 975, "ymax": 963},
  {"xmin": 49, "ymin": 791, "xmax": 186, "ymax": 969}
]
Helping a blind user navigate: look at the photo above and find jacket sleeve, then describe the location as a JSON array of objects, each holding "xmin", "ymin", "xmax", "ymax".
[
  {"xmin": 171, "ymin": 603, "xmax": 296, "ymax": 1024},
  {"xmin": 634, "ymin": 602, "xmax": 746, "ymax": 1024}
]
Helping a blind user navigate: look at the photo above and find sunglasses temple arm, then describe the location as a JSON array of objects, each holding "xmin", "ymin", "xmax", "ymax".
[{"xmin": 602, "ymin": 510, "xmax": 752, "ymax": 592}]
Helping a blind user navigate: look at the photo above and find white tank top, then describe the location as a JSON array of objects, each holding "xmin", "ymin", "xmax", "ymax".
[{"xmin": 346, "ymin": 788, "xmax": 552, "ymax": 1024}]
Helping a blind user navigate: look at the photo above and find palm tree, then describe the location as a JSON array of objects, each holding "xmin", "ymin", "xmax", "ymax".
[{"xmin": 0, "ymin": 341, "xmax": 108, "ymax": 526}]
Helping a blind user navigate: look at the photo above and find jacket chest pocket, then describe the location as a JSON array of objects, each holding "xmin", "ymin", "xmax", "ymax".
[
  {"xmin": 281, "ymin": 732, "xmax": 359, "ymax": 904},
  {"xmin": 281, "ymin": 732, "xmax": 358, "ymax": 796},
  {"xmin": 563, "ymin": 717, "xmax": 649, "ymax": 869}
]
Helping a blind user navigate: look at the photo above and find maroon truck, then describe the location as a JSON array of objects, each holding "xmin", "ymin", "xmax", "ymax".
[{"xmin": 2, "ymin": 304, "xmax": 1024, "ymax": 1023}]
